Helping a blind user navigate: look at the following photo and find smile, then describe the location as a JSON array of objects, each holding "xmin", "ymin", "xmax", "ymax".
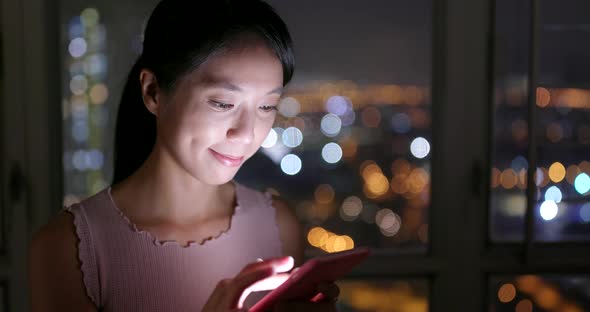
[{"xmin": 209, "ymin": 149, "xmax": 244, "ymax": 167}]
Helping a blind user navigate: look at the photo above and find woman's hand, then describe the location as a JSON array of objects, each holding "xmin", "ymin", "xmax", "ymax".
[{"xmin": 202, "ymin": 256, "xmax": 294, "ymax": 312}]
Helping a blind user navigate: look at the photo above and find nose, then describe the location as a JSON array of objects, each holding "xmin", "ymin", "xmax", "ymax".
[{"xmin": 227, "ymin": 107, "xmax": 255, "ymax": 144}]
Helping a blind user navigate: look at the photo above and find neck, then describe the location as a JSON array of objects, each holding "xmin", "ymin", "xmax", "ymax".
[{"xmin": 112, "ymin": 145, "xmax": 235, "ymax": 226}]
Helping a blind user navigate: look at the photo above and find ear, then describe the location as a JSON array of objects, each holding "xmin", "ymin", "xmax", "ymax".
[{"xmin": 139, "ymin": 69, "xmax": 162, "ymax": 116}]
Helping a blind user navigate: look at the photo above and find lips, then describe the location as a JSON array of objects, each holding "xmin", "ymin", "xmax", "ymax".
[{"xmin": 209, "ymin": 149, "xmax": 244, "ymax": 167}]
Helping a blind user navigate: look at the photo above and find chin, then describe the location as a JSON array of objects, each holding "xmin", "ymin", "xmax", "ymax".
[{"xmin": 196, "ymin": 166, "xmax": 240, "ymax": 186}]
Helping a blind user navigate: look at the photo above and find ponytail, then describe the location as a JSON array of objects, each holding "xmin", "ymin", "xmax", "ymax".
[{"xmin": 112, "ymin": 58, "xmax": 156, "ymax": 185}]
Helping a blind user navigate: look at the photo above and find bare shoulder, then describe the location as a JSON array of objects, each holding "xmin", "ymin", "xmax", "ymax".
[
  {"xmin": 28, "ymin": 211, "xmax": 97, "ymax": 312},
  {"xmin": 270, "ymin": 196, "xmax": 304, "ymax": 265}
]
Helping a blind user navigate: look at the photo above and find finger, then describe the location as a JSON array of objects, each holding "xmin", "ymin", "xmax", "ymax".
[
  {"xmin": 238, "ymin": 273, "xmax": 290, "ymax": 308},
  {"xmin": 247, "ymin": 273, "xmax": 291, "ymax": 292},
  {"xmin": 273, "ymin": 256, "xmax": 295, "ymax": 273},
  {"xmin": 227, "ymin": 265, "xmax": 275, "ymax": 308},
  {"xmin": 240, "ymin": 256, "xmax": 294, "ymax": 275}
]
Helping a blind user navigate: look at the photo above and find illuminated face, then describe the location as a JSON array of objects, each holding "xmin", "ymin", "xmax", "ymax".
[{"xmin": 155, "ymin": 38, "xmax": 284, "ymax": 185}]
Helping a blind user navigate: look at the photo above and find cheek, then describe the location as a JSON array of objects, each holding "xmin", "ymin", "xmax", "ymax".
[
  {"xmin": 161, "ymin": 109, "xmax": 222, "ymax": 147},
  {"xmin": 253, "ymin": 117, "xmax": 276, "ymax": 145}
]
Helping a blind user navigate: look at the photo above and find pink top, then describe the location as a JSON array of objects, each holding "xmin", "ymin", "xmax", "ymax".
[{"xmin": 62, "ymin": 182, "xmax": 283, "ymax": 311}]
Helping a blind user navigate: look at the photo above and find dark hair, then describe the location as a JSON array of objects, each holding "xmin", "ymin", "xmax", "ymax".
[{"xmin": 112, "ymin": 0, "xmax": 295, "ymax": 184}]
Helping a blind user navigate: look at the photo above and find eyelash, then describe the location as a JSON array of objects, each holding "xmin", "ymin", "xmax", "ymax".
[
  {"xmin": 210, "ymin": 101, "xmax": 234, "ymax": 110},
  {"xmin": 209, "ymin": 100, "xmax": 277, "ymax": 113}
]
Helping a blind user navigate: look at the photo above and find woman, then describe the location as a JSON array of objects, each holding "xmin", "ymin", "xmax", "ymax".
[{"xmin": 28, "ymin": 0, "xmax": 337, "ymax": 310}]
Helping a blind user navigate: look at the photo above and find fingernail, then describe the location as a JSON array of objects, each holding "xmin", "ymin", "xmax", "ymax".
[{"xmin": 273, "ymin": 256, "xmax": 294, "ymax": 273}]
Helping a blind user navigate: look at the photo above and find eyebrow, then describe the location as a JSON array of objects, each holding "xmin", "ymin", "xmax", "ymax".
[{"xmin": 204, "ymin": 80, "xmax": 284, "ymax": 96}]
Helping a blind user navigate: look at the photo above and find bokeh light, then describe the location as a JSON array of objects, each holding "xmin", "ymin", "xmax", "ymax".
[
  {"xmin": 391, "ymin": 159, "xmax": 411, "ymax": 176},
  {"xmin": 534, "ymin": 286, "xmax": 561, "ymax": 310},
  {"xmin": 574, "ymin": 173, "xmax": 590, "ymax": 194},
  {"xmin": 282, "ymin": 127, "xmax": 303, "ymax": 148},
  {"xmin": 80, "ymin": 8, "xmax": 100, "ymax": 27},
  {"xmin": 72, "ymin": 149, "xmax": 104, "ymax": 171},
  {"xmin": 497, "ymin": 283, "xmax": 516, "ymax": 303},
  {"xmin": 307, "ymin": 227, "xmax": 354, "ymax": 253},
  {"xmin": 321, "ymin": 142, "xmax": 343, "ymax": 164},
  {"xmin": 536, "ymin": 87, "xmax": 551, "ymax": 107},
  {"xmin": 340, "ymin": 196, "xmax": 363, "ymax": 221},
  {"xmin": 325, "ymin": 95, "xmax": 352, "ymax": 116},
  {"xmin": 307, "ymin": 227, "xmax": 328, "ymax": 247},
  {"xmin": 547, "ymin": 122, "xmax": 564, "ymax": 143},
  {"xmin": 391, "ymin": 113, "xmax": 411, "ymax": 134},
  {"xmin": 548, "ymin": 162, "xmax": 566, "ymax": 183},
  {"xmin": 361, "ymin": 106, "xmax": 382, "ymax": 128},
  {"xmin": 365, "ymin": 173, "xmax": 390, "ymax": 197},
  {"xmin": 278, "ymin": 97, "xmax": 300, "ymax": 118},
  {"xmin": 89, "ymin": 84, "xmax": 109, "ymax": 104},
  {"xmin": 515, "ymin": 299, "xmax": 533, "ymax": 312},
  {"xmin": 320, "ymin": 113, "xmax": 342, "ymax": 137},
  {"xmin": 280, "ymin": 154, "xmax": 302, "ymax": 175},
  {"xmin": 540, "ymin": 200, "xmax": 559, "ymax": 221},
  {"xmin": 362, "ymin": 162, "xmax": 382, "ymax": 180},
  {"xmin": 580, "ymin": 203, "xmax": 590, "ymax": 222},
  {"xmin": 261, "ymin": 128, "xmax": 278, "ymax": 148},
  {"xmin": 375, "ymin": 209, "xmax": 401, "ymax": 237},
  {"xmin": 511, "ymin": 155, "xmax": 528, "ymax": 171},
  {"xmin": 84, "ymin": 53, "xmax": 107, "ymax": 77},
  {"xmin": 69, "ymin": 75, "xmax": 88, "ymax": 95},
  {"xmin": 340, "ymin": 110, "xmax": 356, "ymax": 126},
  {"xmin": 68, "ymin": 37, "xmax": 87, "ymax": 58},
  {"xmin": 315, "ymin": 184, "xmax": 335, "ymax": 204},
  {"xmin": 341, "ymin": 235, "xmax": 354, "ymax": 250},
  {"xmin": 546, "ymin": 122, "xmax": 564, "ymax": 143},
  {"xmin": 72, "ymin": 120, "xmax": 89, "ymax": 142},
  {"xmin": 500, "ymin": 169, "xmax": 518, "ymax": 189},
  {"xmin": 544, "ymin": 186, "xmax": 563, "ymax": 203},
  {"xmin": 516, "ymin": 275, "xmax": 541, "ymax": 294},
  {"xmin": 410, "ymin": 137, "xmax": 430, "ymax": 159}
]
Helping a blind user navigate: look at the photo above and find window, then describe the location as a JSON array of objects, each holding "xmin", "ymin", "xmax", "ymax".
[{"xmin": 52, "ymin": 0, "xmax": 590, "ymax": 311}]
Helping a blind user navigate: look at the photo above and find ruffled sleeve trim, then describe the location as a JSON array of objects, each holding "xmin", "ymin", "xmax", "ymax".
[{"xmin": 62, "ymin": 204, "xmax": 101, "ymax": 308}]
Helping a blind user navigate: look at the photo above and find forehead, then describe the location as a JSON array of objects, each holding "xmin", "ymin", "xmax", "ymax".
[{"xmin": 187, "ymin": 39, "xmax": 284, "ymax": 92}]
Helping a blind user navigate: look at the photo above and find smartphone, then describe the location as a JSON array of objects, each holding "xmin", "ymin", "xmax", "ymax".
[{"xmin": 249, "ymin": 247, "xmax": 371, "ymax": 312}]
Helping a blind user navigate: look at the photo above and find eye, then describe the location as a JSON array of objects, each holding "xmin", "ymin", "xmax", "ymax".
[
  {"xmin": 209, "ymin": 100, "xmax": 234, "ymax": 111},
  {"xmin": 260, "ymin": 105, "xmax": 278, "ymax": 113}
]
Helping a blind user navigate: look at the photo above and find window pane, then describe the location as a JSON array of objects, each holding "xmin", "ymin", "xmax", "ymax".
[
  {"xmin": 489, "ymin": 275, "xmax": 590, "ymax": 311},
  {"xmin": 489, "ymin": 0, "xmax": 531, "ymax": 242},
  {"xmin": 533, "ymin": 0, "xmax": 590, "ymax": 241},
  {"xmin": 337, "ymin": 279, "xmax": 428, "ymax": 312},
  {"xmin": 237, "ymin": 0, "xmax": 433, "ymax": 252},
  {"xmin": 490, "ymin": 0, "xmax": 590, "ymax": 242}
]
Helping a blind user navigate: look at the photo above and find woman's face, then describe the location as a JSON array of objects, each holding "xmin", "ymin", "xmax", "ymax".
[{"xmin": 155, "ymin": 38, "xmax": 284, "ymax": 185}]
